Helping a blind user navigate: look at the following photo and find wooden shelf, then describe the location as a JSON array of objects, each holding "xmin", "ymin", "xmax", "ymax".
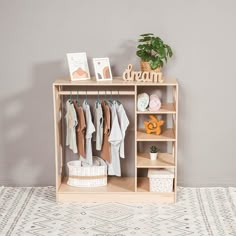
[
  {"xmin": 59, "ymin": 177, "xmax": 135, "ymax": 193},
  {"xmin": 53, "ymin": 77, "xmax": 178, "ymax": 203},
  {"xmin": 53, "ymin": 77, "xmax": 178, "ymax": 86},
  {"xmin": 137, "ymin": 177, "xmax": 174, "ymax": 195},
  {"xmin": 137, "ymin": 153, "xmax": 175, "ymax": 168},
  {"xmin": 136, "ymin": 103, "xmax": 176, "ymax": 114},
  {"xmin": 137, "ymin": 128, "xmax": 175, "ymax": 141}
]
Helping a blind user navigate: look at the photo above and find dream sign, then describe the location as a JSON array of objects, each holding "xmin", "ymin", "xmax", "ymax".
[{"xmin": 122, "ymin": 64, "xmax": 164, "ymax": 83}]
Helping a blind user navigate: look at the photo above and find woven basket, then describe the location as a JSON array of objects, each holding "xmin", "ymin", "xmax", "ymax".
[
  {"xmin": 67, "ymin": 157, "xmax": 107, "ymax": 187},
  {"xmin": 140, "ymin": 61, "xmax": 161, "ymax": 72}
]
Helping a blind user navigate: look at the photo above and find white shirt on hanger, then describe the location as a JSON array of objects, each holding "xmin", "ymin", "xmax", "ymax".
[
  {"xmin": 115, "ymin": 102, "xmax": 129, "ymax": 158},
  {"xmin": 108, "ymin": 101, "xmax": 123, "ymax": 176},
  {"xmin": 65, "ymin": 100, "xmax": 78, "ymax": 153},
  {"xmin": 82, "ymin": 100, "xmax": 95, "ymax": 165},
  {"xmin": 93, "ymin": 101, "xmax": 103, "ymax": 151}
]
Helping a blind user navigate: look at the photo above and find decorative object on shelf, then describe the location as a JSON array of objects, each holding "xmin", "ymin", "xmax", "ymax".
[
  {"xmin": 136, "ymin": 33, "xmax": 173, "ymax": 72},
  {"xmin": 93, "ymin": 58, "xmax": 112, "ymax": 81},
  {"xmin": 137, "ymin": 93, "xmax": 149, "ymax": 111},
  {"xmin": 144, "ymin": 115, "xmax": 164, "ymax": 135},
  {"xmin": 148, "ymin": 168, "xmax": 174, "ymax": 192},
  {"xmin": 149, "ymin": 145, "xmax": 160, "ymax": 160},
  {"xmin": 149, "ymin": 94, "xmax": 161, "ymax": 112},
  {"xmin": 67, "ymin": 52, "xmax": 90, "ymax": 81},
  {"xmin": 67, "ymin": 156, "xmax": 107, "ymax": 187},
  {"xmin": 123, "ymin": 64, "xmax": 163, "ymax": 83}
]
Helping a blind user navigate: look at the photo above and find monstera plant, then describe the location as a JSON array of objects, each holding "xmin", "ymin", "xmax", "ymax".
[{"xmin": 136, "ymin": 33, "xmax": 173, "ymax": 71}]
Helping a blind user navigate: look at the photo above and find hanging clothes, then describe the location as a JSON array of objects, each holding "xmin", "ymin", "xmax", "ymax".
[
  {"xmin": 65, "ymin": 99, "xmax": 78, "ymax": 153},
  {"xmin": 73, "ymin": 100, "xmax": 86, "ymax": 158},
  {"xmin": 107, "ymin": 101, "xmax": 123, "ymax": 176},
  {"xmin": 100, "ymin": 100, "xmax": 111, "ymax": 162},
  {"xmin": 115, "ymin": 102, "xmax": 129, "ymax": 158},
  {"xmin": 82, "ymin": 100, "xmax": 95, "ymax": 165},
  {"xmin": 93, "ymin": 101, "xmax": 103, "ymax": 151}
]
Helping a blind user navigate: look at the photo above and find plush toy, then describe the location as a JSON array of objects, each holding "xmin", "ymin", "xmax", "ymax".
[{"xmin": 144, "ymin": 115, "xmax": 164, "ymax": 135}]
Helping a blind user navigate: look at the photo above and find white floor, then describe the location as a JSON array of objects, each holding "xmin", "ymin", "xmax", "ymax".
[{"xmin": 0, "ymin": 187, "xmax": 236, "ymax": 235}]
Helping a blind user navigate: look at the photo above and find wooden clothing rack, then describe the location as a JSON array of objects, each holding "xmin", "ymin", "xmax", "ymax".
[
  {"xmin": 58, "ymin": 91, "xmax": 135, "ymax": 95},
  {"xmin": 53, "ymin": 77, "xmax": 178, "ymax": 203}
]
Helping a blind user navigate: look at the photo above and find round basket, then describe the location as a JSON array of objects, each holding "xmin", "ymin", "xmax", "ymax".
[
  {"xmin": 67, "ymin": 157, "xmax": 107, "ymax": 187},
  {"xmin": 140, "ymin": 61, "xmax": 161, "ymax": 72}
]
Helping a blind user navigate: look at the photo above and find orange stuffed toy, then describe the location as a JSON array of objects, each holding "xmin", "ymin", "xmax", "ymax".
[{"xmin": 144, "ymin": 115, "xmax": 164, "ymax": 135}]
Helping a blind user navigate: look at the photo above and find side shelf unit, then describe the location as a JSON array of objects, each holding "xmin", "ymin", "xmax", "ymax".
[{"xmin": 53, "ymin": 77, "xmax": 178, "ymax": 202}]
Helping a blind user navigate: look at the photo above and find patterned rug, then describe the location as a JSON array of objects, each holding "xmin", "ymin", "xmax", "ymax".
[{"xmin": 0, "ymin": 187, "xmax": 236, "ymax": 236}]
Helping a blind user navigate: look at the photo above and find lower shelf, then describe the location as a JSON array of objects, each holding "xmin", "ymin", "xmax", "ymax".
[
  {"xmin": 57, "ymin": 176, "xmax": 175, "ymax": 203},
  {"xmin": 59, "ymin": 176, "xmax": 135, "ymax": 193}
]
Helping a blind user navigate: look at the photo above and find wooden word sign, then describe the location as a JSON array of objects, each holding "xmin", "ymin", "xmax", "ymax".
[{"xmin": 123, "ymin": 64, "xmax": 164, "ymax": 83}]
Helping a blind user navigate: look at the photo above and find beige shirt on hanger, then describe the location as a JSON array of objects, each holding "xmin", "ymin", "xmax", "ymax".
[
  {"xmin": 73, "ymin": 100, "xmax": 86, "ymax": 158},
  {"xmin": 82, "ymin": 100, "xmax": 95, "ymax": 166},
  {"xmin": 65, "ymin": 100, "xmax": 78, "ymax": 153}
]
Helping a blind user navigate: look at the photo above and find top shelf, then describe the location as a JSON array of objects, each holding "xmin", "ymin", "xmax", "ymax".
[{"xmin": 53, "ymin": 77, "xmax": 178, "ymax": 86}]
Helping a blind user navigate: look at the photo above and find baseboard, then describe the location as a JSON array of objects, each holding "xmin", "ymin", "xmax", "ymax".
[{"xmin": 178, "ymin": 178, "xmax": 236, "ymax": 187}]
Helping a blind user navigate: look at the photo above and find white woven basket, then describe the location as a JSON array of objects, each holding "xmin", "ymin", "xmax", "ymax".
[
  {"xmin": 148, "ymin": 169, "xmax": 174, "ymax": 192},
  {"xmin": 67, "ymin": 156, "xmax": 107, "ymax": 187}
]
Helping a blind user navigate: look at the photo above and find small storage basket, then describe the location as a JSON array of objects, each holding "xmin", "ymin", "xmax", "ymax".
[
  {"xmin": 148, "ymin": 169, "xmax": 174, "ymax": 192},
  {"xmin": 67, "ymin": 156, "xmax": 107, "ymax": 187}
]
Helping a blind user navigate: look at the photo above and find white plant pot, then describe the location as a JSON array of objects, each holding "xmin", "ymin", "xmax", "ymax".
[{"xmin": 150, "ymin": 153, "xmax": 158, "ymax": 160}]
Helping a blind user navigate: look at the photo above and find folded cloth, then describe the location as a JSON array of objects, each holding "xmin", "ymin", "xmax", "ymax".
[{"xmin": 148, "ymin": 94, "xmax": 161, "ymax": 112}]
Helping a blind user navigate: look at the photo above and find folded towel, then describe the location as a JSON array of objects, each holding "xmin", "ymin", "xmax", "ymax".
[{"xmin": 149, "ymin": 94, "xmax": 161, "ymax": 112}]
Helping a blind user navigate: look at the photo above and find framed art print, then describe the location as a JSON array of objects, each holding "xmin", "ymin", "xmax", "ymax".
[
  {"xmin": 93, "ymin": 58, "xmax": 112, "ymax": 81},
  {"xmin": 67, "ymin": 52, "xmax": 90, "ymax": 81}
]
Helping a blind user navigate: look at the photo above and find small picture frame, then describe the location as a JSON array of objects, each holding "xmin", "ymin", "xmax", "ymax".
[
  {"xmin": 93, "ymin": 58, "xmax": 112, "ymax": 81},
  {"xmin": 67, "ymin": 52, "xmax": 90, "ymax": 81}
]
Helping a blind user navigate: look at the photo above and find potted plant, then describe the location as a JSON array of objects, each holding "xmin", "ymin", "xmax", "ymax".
[
  {"xmin": 150, "ymin": 145, "xmax": 160, "ymax": 160},
  {"xmin": 136, "ymin": 33, "xmax": 173, "ymax": 72}
]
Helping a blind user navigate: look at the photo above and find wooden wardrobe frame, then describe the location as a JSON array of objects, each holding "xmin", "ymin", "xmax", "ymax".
[{"xmin": 53, "ymin": 77, "xmax": 178, "ymax": 202}]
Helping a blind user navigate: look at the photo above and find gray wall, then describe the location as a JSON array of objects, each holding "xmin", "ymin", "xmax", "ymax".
[{"xmin": 0, "ymin": 0, "xmax": 236, "ymax": 186}]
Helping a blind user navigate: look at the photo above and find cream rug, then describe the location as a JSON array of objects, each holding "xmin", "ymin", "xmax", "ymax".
[{"xmin": 0, "ymin": 187, "xmax": 236, "ymax": 235}]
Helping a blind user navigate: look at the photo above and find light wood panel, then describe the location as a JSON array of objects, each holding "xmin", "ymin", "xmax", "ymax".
[
  {"xmin": 137, "ymin": 177, "xmax": 150, "ymax": 192},
  {"xmin": 137, "ymin": 177, "xmax": 174, "ymax": 195},
  {"xmin": 59, "ymin": 177, "xmax": 135, "ymax": 193},
  {"xmin": 137, "ymin": 128, "xmax": 175, "ymax": 141},
  {"xmin": 137, "ymin": 153, "xmax": 175, "ymax": 168},
  {"xmin": 57, "ymin": 192, "xmax": 175, "ymax": 203},
  {"xmin": 136, "ymin": 103, "xmax": 176, "ymax": 114},
  {"xmin": 53, "ymin": 77, "xmax": 178, "ymax": 86},
  {"xmin": 134, "ymin": 85, "xmax": 138, "ymax": 192}
]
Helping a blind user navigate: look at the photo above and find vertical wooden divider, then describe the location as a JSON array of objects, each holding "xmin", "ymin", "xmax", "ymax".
[
  {"xmin": 134, "ymin": 85, "xmax": 137, "ymax": 192},
  {"xmin": 173, "ymin": 84, "xmax": 179, "ymax": 202}
]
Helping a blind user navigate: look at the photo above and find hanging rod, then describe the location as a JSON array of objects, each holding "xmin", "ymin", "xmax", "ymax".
[{"xmin": 58, "ymin": 91, "xmax": 135, "ymax": 95}]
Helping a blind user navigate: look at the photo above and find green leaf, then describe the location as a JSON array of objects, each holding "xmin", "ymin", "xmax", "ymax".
[
  {"xmin": 140, "ymin": 33, "xmax": 154, "ymax": 37},
  {"xmin": 166, "ymin": 45, "xmax": 173, "ymax": 57},
  {"xmin": 136, "ymin": 50, "xmax": 144, "ymax": 58},
  {"xmin": 137, "ymin": 44, "xmax": 145, "ymax": 49},
  {"xmin": 139, "ymin": 37, "xmax": 152, "ymax": 42},
  {"xmin": 149, "ymin": 59, "xmax": 159, "ymax": 70},
  {"xmin": 159, "ymin": 47, "xmax": 166, "ymax": 58},
  {"xmin": 138, "ymin": 39, "xmax": 146, "ymax": 42}
]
